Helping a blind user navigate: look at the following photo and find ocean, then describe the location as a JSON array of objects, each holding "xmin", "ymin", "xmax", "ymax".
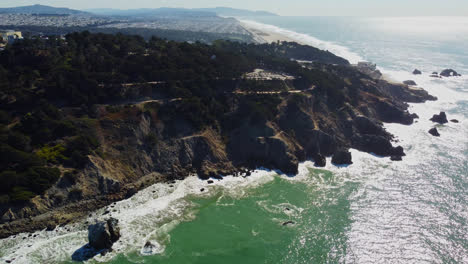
[{"xmin": 1, "ymin": 16, "xmax": 467, "ymax": 264}]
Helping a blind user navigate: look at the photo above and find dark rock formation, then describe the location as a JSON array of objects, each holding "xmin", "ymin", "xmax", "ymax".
[
  {"xmin": 413, "ymin": 69, "xmax": 422, "ymax": 75},
  {"xmin": 391, "ymin": 155, "xmax": 402, "ymax": 161},
  {"xmin": 313, "ymin": 154, "xmax": 326, "ymax": 167},
  {"xmin": 430, "ymin": 72, "xmax": 441, "ymax": 78},
  {"xmin": 403, "ymin": 80, "xmax": 417, "ymax": 86},
  {"xmin": 331, "ymin": 149, "xmax": 353, "ymax": 165},
  {"xmin": 88, "ymin": 218, "xmax": 120, "ymax": 250},
  {"xmin": 352, "ymin": 134, "xmax": 405, "ymax": 158},
  {"xmin": 440, "ymin": 69, "xmax": 461, "ymax": 77},
  {"xmin": 282, "ymin": 220, "xmax": 295, "ymax": 226},
  {"xmin": 430, "ymin": 112, "xmax": 448, "ymax": 124},
  {"xmin": 450, "ymin": 119, "xmax": 459, "ymax": 123},
  {"xmin": 141, "ymin": 241, "xmax": 158, "ymax": 255},
  {"xmin": 428, "ymin": 128, "xmax": 440, "ymax": 137}
]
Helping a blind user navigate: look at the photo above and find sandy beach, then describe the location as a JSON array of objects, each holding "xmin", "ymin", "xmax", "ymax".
[
  {"xmin": 241, "ymin": 20, "xmax": 404, "ymax": 84},
  {"xmin": 240, "ymin": 20, "xmax": 303, "ymax": 44}
]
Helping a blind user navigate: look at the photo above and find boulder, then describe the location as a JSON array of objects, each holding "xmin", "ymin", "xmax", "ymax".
[
  {"xmin": 430, "ymin": 112, "xmax": 448, "ymax": 124},
  {"xmin": 412, "ymin": 69, "xmax": 422, "ymax": 75},
  {"xmin": 390, "ymin": 155, "xmax": 403, "ymax": 161},
  {"xmin": 88, "ymin": 218, "xmax": 120, "ymax": 250},
  {"xmin": 313, "ymin": 154, "xmax": 326, "ymax": 167},
  {"xmin": 282, "ymin": 220, "xmax": 295, "ymax": 226},
  {"xmin": 403, "ymin": 80, "xmax": 417, "ymax": 86},
  {"xmin": 432, "ymin": 72, "xmax": 438, "ymax": 75},
  {"xmin": 392, "ymin": 146, "xmax": 405, "ymax": 157},
  {"xmin": 428, "ymin": 128, "xmax": 440, "ymax": 137},
  {"xmin": 331, "ymin": 149, "xmax": 353, "ymax": 165},
  {"xmin": 440, "ymin": 69, "xmax": 461, "ymax": 77},
  {"xmin": 450, "ymin": 119, "xmax": 459, "ymax": 123},
  {"xmin": 141, "ymin": 241, "xmax": 157, "ymax": 255}
]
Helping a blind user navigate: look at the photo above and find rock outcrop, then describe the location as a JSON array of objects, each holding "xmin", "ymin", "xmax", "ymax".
[
  {"xmin": 331, "ymin": 149, "xmax": 353, "ymax": 165},
  {"xmin": 430, "ymin": 112, "xmax": 448, "ymax": 124},
  {"xmin": 428, "ymin": 128, "xmax": 440, "ymax": 137},
  {"xmin": 88, "ymin": 218, "xmax": 120, "ymax": 250},
  {"xmin": 403, "ymin": 80, "xmax": 417, "ymax": 86},
  {"xmin": 450, "ymin": 119, "xmax": 459, "ymax": 123},
  {"xmin": 430, "ymin": 72, "xmax": 441, "ymax": 78},
  {"xmin": 313, "ymin": 154, "xmax": 326, "ymax": 167},
  {"xmin": 413, "ymin": 69, "xmax": 422, "ymax": 75},
  {"xmin": 440, "ymin": 69, "xmax": 461, "ymax": 77}
]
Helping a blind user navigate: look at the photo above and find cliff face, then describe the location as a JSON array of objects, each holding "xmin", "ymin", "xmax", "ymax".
[{"xmin": 0, "ymin": 64, "xmax": 436, "ymax": 237}]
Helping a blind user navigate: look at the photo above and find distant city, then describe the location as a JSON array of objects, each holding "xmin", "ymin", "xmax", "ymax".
[{"xmin": 0, "ymin": 4, "xmax": 278, "ymax": 44}]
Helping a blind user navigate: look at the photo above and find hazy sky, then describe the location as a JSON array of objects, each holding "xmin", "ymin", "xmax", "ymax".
[{"xmin": 1, "ymin": 0, "xmax": 468, "ymax": 16}]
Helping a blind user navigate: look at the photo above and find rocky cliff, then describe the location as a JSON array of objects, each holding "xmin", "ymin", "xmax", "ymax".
[{"xmin": 0, "ymin": 63, "xmax": 436, "ymax": 238}]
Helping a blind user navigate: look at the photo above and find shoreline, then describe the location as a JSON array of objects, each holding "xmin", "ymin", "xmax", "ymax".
[
  {"xmin": 241, "ymin": 19, "xmax": 403, "ymax": 84},
  {"xmin": 241, "ymin": 20, "xmax": 302, "ymax": 44}
]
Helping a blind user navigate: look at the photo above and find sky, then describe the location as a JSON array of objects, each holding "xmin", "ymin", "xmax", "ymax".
[{"xmin": 1, "ymin": 0, "xmax": 468, "ymax": 16}]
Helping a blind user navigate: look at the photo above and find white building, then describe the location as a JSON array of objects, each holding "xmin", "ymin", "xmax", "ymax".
[{"xmin": 0, "ymin": 30, "xmax": 23, "ymax": 44}]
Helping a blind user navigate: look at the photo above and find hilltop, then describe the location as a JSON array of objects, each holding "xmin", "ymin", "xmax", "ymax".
[
  {"xmin": 86, "ymin": 7, "xmax": 278, "ymax": 17},
  {"xmin": 0, "ymin": 4, "xmax": 88, "ymax": 15}
]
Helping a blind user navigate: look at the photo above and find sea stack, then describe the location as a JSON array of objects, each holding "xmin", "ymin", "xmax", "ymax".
[
  {"xmin": 88, "ymin": 218, "xmax": 121, "ymax": 250},
  {"xmin": 331, "ymin": 149, "xmax": 353, "ymax": 165},
  {"xmin": 430, "ymin": 112, "xmax": 448, "ymax": 124},
  {"xmin": 428, "ymin": 128, "xmax": 440, "ymax": 137},
  {"xmin": 440, "ymin": 69, "xmax": 461, "ymax": 77},
  {"xmin": 412, "ymin": 69, "xmax": 422, "ymax": 75}
]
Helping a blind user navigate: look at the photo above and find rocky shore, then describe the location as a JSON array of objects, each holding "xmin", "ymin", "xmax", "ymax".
[
  {"xmin": 0, "ymin": 67, "xmax": 437, "ymax": 238},
  {"xmin": 0, "ymin": 27, "xmax": 438, "ymax": 239}
]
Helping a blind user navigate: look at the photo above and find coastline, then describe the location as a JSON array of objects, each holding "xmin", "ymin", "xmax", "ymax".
[
  {"xmin": 1, "ymin": 17, "xmax": 466, "ymax": 264},
  {"xmin": 241, "ymin": 19, "xmax": 404, "ymax": 84},
  {"xmin": 241, "ymin": 20, "xmax": 302, "ymax": 44}
]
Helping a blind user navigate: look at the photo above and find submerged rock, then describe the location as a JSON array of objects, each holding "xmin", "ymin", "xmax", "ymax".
[
  {"xmin": 440, "ymin": 69, "xmax": 461, "ymax": 77},
  {"xmin": 282, "ymin": 220, "xmax": 295, "ymax": 226},
  {"xmin": 430, "ymin": 112, "xmax": 448, "ymax": 124},
  {"xmin": 88, "ymin": 218, "xmax": 120, "ymax": 250},
  {"xmin": 331, "ymin": 149, "xmax": 353, "ymax": 165},
  {"xmin": 403, "ymin": 80, "xmax": 417, "ymax": 86},
  {"xmin": 450, "ymin": 119, "xmax": 459, "ymax": 123},
  {"xmin": 141, "ymin": 241, "xmax": 159, "ymax": 255},
  {"xmin": 428, "ymin": 128, "xmax": 440, "ymax": 137},
  {"xmin": 412, "ymin": 69, "xmax": 422, "ymax": 75}
]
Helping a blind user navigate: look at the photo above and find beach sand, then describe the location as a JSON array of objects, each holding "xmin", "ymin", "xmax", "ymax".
[
  {"xmin": 241, "ymin": 20, "xmax": 402, "ymax": 84},
  {"xmin": 241, "ymin": 21, "xmax": 303, "ymax": 44}
]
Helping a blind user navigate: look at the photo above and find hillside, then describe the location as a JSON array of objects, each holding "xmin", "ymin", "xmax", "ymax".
[
  {"xmin": 0, "ymin": 33, "xmax": 435, "ymax": 237},
  {"xmin": 85, "ymin": 7, "xmax": 278, "ymax": 17},
  {"xmin": 0, "ymin": 4, "xmax": 88, "ymax": 15},
  {"xmin": 86, "ymin": 7, "xmax": 215, "ymax": 17}
]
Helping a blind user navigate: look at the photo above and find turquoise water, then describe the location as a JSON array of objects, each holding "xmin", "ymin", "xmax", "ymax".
[
  {"xmin": 110, "ymin": 171, "xmax": 358, "ymax": 264},
  {"xmin": 1, "ymin": 17, "xmax": 467, "ymax": 263}
]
